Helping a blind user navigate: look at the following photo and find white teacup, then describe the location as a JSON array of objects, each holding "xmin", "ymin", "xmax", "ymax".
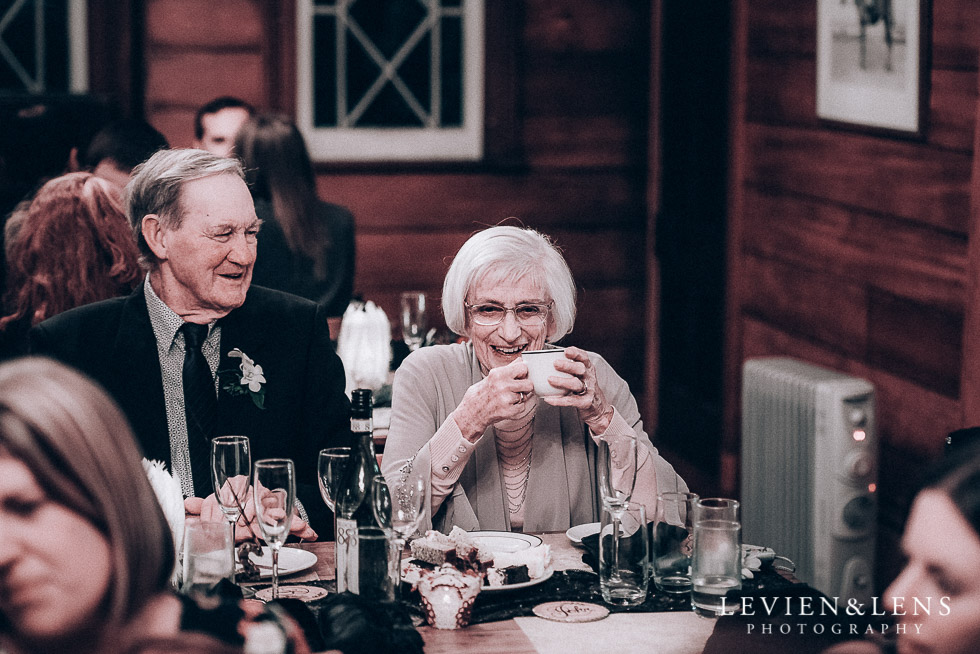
[{"xmin": 522, "ymin": 347, "xmax": 574, "ymax": 396}]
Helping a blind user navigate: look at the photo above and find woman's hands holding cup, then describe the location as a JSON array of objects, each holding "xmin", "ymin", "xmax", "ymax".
[
  {"xmin": 453, "ymin": 358, "xmax": 534, "ymax": 442},
  {"xmin": 542, "ymin": 346, "xmax": 614, "ymax": 434}
]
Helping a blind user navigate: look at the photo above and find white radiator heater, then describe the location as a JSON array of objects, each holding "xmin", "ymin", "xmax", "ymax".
[{"xmin": 741, "ymin": 357, "xmax": 877, "ymax": 604}]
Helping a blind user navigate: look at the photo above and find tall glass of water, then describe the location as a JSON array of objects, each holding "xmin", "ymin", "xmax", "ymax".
[
  {"xmin": 400, "ymin": 291, "xmax": 428, "ymax": 351},
  {"xmin": 253, "ymin": 458, "xmax": 295, "ymax": 600},
  {"xmin": 181, "ymin": 519, "xmax": 233, "ymax": 607},
  {"xmin": 691, "ymin": 498, "xmax": 741, "ymax": 617},
  {"xmin": 211, "ymin": 435, "xmax": 250, "ymax": 571}
]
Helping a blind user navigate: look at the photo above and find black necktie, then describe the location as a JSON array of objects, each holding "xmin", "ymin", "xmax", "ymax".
[{"xmin": 182, "ymin": 322, "xmax": 216, "ymax": 498}]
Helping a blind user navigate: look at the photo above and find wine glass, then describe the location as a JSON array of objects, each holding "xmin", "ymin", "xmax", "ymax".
[
  {"xmin": 211, "ymin": 435, "xmax": 250, "ymax": 573},
  {"xmin": 318, "ymin": 446, "xmax": 351, "ymax": 564},
  {"xmin": 400, "ymin": 291, "xmax": 428, "ymax": 351},
  {"xmin": 597, "ymin": 437, "xmax": 638, "ymax": 581},
  {"xmin": 253, "ymin": 458, "xmax": 295, "ymax": 600},
  {"xmin": 333, "ymin": 450, "xmax": 367, "ymax": 593},
  {"xmin": 372, "ymin": 474, "xmax": 425, "ymax": 597}
]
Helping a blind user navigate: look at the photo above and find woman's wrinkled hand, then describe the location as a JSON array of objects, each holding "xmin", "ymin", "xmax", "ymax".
[
  {"xmin": 542, "ymin": 346, "xmax": 614, "ymax": 433},
  {"xmin": 453, "ymin": 358, "xmax": 534, "ymax": 441}
]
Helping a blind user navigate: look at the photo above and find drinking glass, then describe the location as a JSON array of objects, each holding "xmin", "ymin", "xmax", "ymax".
[
  {"xmin": 211, "ymin": 435, "xmax": 250, "ymax": 571},
  {"xmin": 597, "ymin": 437, "xmax": 638, "ymax": 582},
  {"xmin": 599, "ymin": 501, "xmax": 649, "ymax": 606},
  {"xmin": 181, "ymin": 519, "xmax": 234, "ymax": 606},
  {"xmin": 691, "ymin": 498, "xmax": 741, "ymax": 617},
  {"xmin": 318, "ymin": 447, "xmax": 351, "ymax": 516},
  {"xmin": 372, "ymin": 474, "xmax": 425, "ymax": 597},
  {"xmin": 253, "ymin": 458, "xmax": 296, "ymax": 600},
  {"xmin": 400, "ymin": 291, "xmax": 428, "ymax": 351},
  {"xmin": 652, "ymin": 491, "xmax": 699, "ymax": 594},
  {"xmin": 333, "ymin": 452, "xmax": 366, "ymax": 592}
]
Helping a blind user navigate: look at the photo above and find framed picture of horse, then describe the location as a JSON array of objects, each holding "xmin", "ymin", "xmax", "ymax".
[{"xmin": 816, "ymin": 0, "xmax": 929, "ymax": 137}]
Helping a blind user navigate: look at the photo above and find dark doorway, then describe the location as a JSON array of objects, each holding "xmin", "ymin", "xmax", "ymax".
[{"xmin": 655, "ymin": 4, "xmax": 731, "ymax": 483}]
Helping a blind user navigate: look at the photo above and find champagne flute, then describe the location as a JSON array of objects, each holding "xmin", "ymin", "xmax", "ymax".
[
  {"xmin": 211, "ymin": 435, "xmax": 250, "ymax": 574},
  {"xmin": 597, "ymin": 437, "xmax": 638, "ymax": 582},
  {"xmin": 400, "ymin": 291, "xmax": 428, "ymax": 351},
  {"xmin": 253, "ymin": 458, "xmax": 295, "ymax": 600},
  {"xmin": 372, "ymin": 474, "xmax": 425, "ymax": 598}
]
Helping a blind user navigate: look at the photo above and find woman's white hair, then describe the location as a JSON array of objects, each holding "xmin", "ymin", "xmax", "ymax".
[{"xmin": 442, "ymin": 225, "xmax": 577, "ymax": 341}]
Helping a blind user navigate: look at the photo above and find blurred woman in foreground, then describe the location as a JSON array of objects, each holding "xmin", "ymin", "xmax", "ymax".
[
  {"xmin": 882, "ymin": 444, "xmax": 980, "ymax": 654},
  {"xmin": 382, "ymin": 225, "xmax": 687, "ymax": 533},
  {"xmin": 826, "ymin": 443, "xmax": 980, "ymax": 654},
  {"xmin": 0, "ymin": 358, "xmax": 183, "ymax": 653},
  {"xmin": 0, "ymin": 358, "xmax": 317, "ymax": 653}
]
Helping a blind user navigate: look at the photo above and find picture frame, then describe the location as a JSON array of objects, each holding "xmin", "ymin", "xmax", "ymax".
[{"xmin": 816, "ymin": 0, "xmax": 929, "ymax": 137}]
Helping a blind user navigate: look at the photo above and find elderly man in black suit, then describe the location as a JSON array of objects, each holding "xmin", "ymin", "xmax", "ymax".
[{"xmin": 30, "ymin": 148, "xmax": 350, "ymax": 536}]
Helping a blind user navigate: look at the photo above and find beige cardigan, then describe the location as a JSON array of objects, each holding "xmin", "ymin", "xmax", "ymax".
[{"xmin": 381, "ymin": 342, "xmax": 688, "ymax": 533}]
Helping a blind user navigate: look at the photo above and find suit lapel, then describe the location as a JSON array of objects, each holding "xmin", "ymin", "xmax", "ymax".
[
  {"xmin": 216, "ymin": 292, "xmax": 273, "ymax": 433},
  {"xmin": 109, "ymin": 285, "xmax": 171, "ymax": 462}
]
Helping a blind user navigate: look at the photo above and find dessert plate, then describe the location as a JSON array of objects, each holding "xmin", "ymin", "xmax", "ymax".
[
  {"xmin": 469, "ymin": 531, "xmax": 542, "ymax": 552},
  {"xmin": 565, "ymin": 522, "xmax": 601, "ymax": 545},
  {"xmin": 235, "ymin": 546, "xmax": 317, "ymax": 578},
  {"xmin": 402, "ymin": 531, "xmax": 551, "ymax": 591},
  {"xmin": 401, "ymin": 559, "xmax": 554, "ymax": 592},
  {"xmin": 483, "ymin": 566, "xmax": 553, "ymax": 592}
]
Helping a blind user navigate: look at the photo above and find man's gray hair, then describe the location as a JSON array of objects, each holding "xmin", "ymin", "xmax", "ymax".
[
  {"xmin": 125, "ymin": 148, "xmax": 244, "ymax": 266},
  {"xmin": 442, "ymin": 225, "xmax": 577, "ymax": 341}
]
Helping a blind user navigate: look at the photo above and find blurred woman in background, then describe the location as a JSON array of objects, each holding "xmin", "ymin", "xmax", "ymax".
[
  {"xmin": 0, "ymin": 173, "xmax": 141, "ymax": 358},
  {"xmin": 235, "ymin": 114, "xmax": 355, "ymax": 321}
]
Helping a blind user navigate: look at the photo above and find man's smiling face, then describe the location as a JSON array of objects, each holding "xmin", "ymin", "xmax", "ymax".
[{"xmin": 153, "ymin": 173, "xmax": 259, "ymax": 319}]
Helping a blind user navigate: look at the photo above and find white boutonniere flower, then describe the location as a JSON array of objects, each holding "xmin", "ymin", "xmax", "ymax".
[{"xmin": 220, "ymin": 348, "xmax": 267, "ymax": 409}]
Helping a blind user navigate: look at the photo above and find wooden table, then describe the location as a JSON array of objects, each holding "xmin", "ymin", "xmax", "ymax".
[{"xmin": 290, "ymin": 533, "xmax": 697, "ymax": 654}]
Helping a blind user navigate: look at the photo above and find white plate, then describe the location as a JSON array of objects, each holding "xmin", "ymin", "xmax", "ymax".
[
  {"xmin": 483, "ymin": 566, "xmax": 554, "ymax": 592},
  {"xmin": 401, "ymin": 559, "xmax": 554, "ymax": 593},
  {"xmin": 469, "ymin": 530, "xmax": 542, "ymax": 552},
  {"xmin": 565, "ymin": 522, "xmax": 601, "ymax": 545},
  {"xmin": 236, "ymin": 546, "xmax": 318, "ymax": 578},
  {"xmin": 402, "ymin": 530, "xmax": 551, "ymax": 591}
]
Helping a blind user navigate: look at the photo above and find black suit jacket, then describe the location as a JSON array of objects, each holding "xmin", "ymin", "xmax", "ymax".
[{"xmin": 29, "ymin": 283, "xmax": 351, "ymax": 534}]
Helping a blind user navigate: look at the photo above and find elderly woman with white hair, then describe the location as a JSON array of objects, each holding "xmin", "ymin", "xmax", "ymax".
[{"xmin": 382, "ymin": 225, "xmax": 687, "ymax": 533}]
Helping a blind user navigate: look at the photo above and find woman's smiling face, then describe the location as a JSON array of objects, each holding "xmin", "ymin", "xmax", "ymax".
[{"xmin": 466, "ymin": 275, "xmax": 551, "ymax": 373}]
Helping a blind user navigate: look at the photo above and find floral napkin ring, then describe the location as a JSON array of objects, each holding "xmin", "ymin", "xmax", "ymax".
[{"xmin": 220, "ymin": 348, "xmax": 267, "ymax": 409}]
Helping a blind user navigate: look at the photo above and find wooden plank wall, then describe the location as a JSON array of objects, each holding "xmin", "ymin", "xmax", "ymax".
[
  {"xmin": 728, "ymin": 0, "xmax": 980, "ymax": 586},
  {"xmin": 141, "ymin": 0, "xmax": 652, "ymax": 395}
]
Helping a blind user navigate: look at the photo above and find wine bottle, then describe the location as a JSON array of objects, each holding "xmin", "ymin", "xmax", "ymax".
[{"xmin": 335, "ymin": 388, "xmax": 391, "ymax": 595}]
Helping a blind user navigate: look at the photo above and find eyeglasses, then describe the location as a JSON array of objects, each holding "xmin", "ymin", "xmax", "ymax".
[{"xmin": 465, "ymin": 302, "xmax": 552, "ymax": 327}]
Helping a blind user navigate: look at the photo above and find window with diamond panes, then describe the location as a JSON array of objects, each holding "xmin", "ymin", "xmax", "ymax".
[
  {"xmin": 297, "ymin": 0, "xmax": 484, "ymax": 162},
  {"xmin": 0, "ymin": 0, "xmax": 87, "ymax": 94}
]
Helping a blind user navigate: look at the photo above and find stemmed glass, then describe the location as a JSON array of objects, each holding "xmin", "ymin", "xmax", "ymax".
[
  {"xmin": 372, "ymin": 474, "xmax": 425, "ymax": 598},
  {"xmin": 400, "ymin": 291, "xmax": 428, "ymax": 351},
  {"xmin": 597, "ymin": 437, "xmax": 638, "ymax": 581},
  {"xmin": 253, "ymin": 458, "xmax": 295, "ymax": 600},
  {"xmin": 211, "ymin": 435, "xmax": 251, "ymax": 573},
  {"xmin": 318, "ymin": 446, "xmax": 351, "ymax": 584},
  {"xmin": 333, "ymin": 452, "xmax": 366, "ymax": 593}
]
